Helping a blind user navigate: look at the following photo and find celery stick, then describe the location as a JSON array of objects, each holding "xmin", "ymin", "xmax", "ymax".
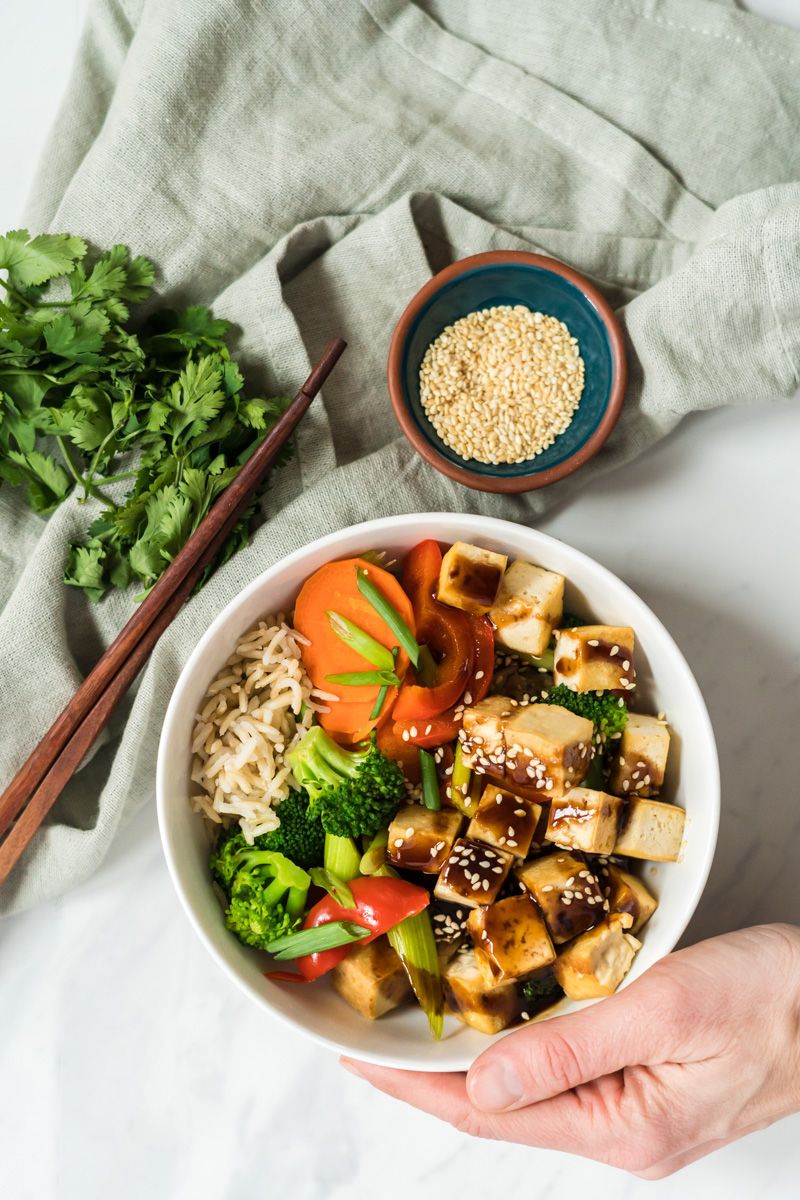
[{"xmin": 324, "ymin": 833, "xmax": 361, "ymax": 880}]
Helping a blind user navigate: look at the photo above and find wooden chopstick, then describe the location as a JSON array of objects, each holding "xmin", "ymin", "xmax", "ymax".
[{"xmin": 0, "ymin": 337, "xmax": 346, "ymax": 885}]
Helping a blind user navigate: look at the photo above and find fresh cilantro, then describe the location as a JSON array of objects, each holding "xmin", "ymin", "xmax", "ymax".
[{"xmin": 0, "ymin": 230, "xmax": 289, "ymax": 600}]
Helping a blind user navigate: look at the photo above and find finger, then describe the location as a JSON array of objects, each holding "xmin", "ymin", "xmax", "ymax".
[
  {"xmin": 467, "ymin": 979, "xmax": 671, "ymax": 1112},
  {"xmin": 340, "ymin": 1056, "xmax": 617, "ymax": 1160}
]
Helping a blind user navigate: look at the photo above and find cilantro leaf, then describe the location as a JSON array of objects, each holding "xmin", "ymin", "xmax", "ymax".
[
  {"xmin": 0, "ymin": 230, "xmax": 87, "ymax": 290},
  {"xmin": 64, "ymin": 542, "xmax": 106, "ymax": 602},
  {"xmin": 0, "ymin": 229, "xmax": 289, "ymax": 600},
  {"xmin": 7, "ymin": 449, "xmax": 71, "ymax": 513}
]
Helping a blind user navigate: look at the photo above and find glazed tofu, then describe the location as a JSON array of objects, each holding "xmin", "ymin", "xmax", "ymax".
[
  {"xmin": 553, "ymin": 913, "xmax": 641, "ymax": 1000},
  {"xmin": 460, "ymin": 696, "xmax": 513, "ymax": 775},
  {"xmin": 615, "ymin": 798, "xmax": 685, "ymax": 862},
  {"xmin": 503, "ymin": 703, "xmax": 593, "ymax": 799},
  {"xmin": 545, "ymin": 787, "xmax": 623, "ymax": 855},
  {"xmin": 489, "ymin": 561, "xmax": 565, "ymax": 657},
  {"xmin": 516, "ymin": 850, "xmax": 605, "ymax": 944},
  {"xmin": 604, "ymin": 864, "xmax": 658, "ymax": 934},
  {"xmin": 467, "ymin": 893, "xmax": 555, "ymax": 986},
  {"xmin": 438, "ymin": 542, "xmax": 507, "ymax": 615},
  {"xmin": 608, "ymin": 713, "xmax": 671, "ymax": 797},
  {"xmin": 387, "ymin": 804, "xmax": 463, "ymax": 874},
  {"xmin": 466, "ymin": 784, "xmax": 542, "ymax": 859},
  {"xmin": 443, "ymin": 948, "xmax": 524, "ymax": 1034},
  {"xmin": 429, "ymin": 898, "xmax": 470, "ymax": 958},
  {"xmin": 434, "ymin": 837, "xmax": 513, "ymax": 908},
  {"xmin": 330, "ymin": 937, "xmax": 412, "ymax": 1019},
  {"xmin": 553, "ymin": 624, "xmax": 636, "ymax": 693}
]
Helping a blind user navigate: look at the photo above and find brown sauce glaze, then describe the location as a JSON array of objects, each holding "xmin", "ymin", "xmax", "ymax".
[{"xmin": 447, "ymin": 556, "xmax": 503, "ymax": 610}]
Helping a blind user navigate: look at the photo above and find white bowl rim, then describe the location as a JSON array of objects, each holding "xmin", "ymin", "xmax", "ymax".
[{"xmin": 156, "ymin": 512, "xmax": 720, "ymax": 1069}]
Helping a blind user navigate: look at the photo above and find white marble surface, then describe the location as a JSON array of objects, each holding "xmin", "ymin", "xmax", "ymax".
[{"xmin": 2, "ymin": 4, "xmax": 800, "ymax": 1198}]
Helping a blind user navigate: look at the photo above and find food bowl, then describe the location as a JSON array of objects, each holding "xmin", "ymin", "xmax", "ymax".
[
  {"xmin": 157, "ymin": 514, "xmax": 718, "ymax": 1071},
  {"xmin": 387, "ymin": 251, "xmax": 627, "ymax": 493}
]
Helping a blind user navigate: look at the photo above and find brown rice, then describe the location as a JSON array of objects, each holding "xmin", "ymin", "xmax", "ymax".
[{"xmin": 190, "ymin": 615, "xmax": 336, "ymax": 842}]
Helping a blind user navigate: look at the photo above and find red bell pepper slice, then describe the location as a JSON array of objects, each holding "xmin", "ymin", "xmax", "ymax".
[
  {"xmin": 394, "ymin": 612, "xmax": 495, "ymax": 748},
  {"xmin": 295, "ymin": 875, "xmax": 429, "ymax": 981},
  {"xmin": 376, "ymin": 721, "xmax": 422, "ymax": 781},
  {"xmin": 393, "ymin": 540, "xmax": 473, "ymax": 721}
]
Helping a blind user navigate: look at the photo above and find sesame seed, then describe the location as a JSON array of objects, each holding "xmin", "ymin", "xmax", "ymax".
[
  {"xmin": 410, "ymin": 726, "xmax": 418, "ymax": 738},
  {"xmin": 521, "ymin": 1011, "xmax": 530, "ymax": 1021},
  {"xmin": 425, "ymin": 724, "xmax": 432, "ymax": 735},
  {"xmin": 395, "ymin": 838, "xmax": 404, "ymax": 847},
  {"xmin": 474, "ymin": 670, "xmax": 485, "ymax": 681},
  {"xmin": 588, "ymin": 639, "xmax": 599, "ymax": 647}
]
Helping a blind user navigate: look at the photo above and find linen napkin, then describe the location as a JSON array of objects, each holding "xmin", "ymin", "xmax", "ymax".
[{"xmin": 3, "ymin": 0, "xmax": 799, "ymax": 914}]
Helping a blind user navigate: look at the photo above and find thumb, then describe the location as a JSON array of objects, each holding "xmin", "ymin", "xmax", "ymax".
[{"xmin": 467, "ymin": 974, "xmax": 669, "ymax": 1113}]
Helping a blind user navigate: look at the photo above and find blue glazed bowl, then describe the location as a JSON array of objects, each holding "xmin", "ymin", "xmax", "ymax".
[{"xmin": 387, "ymin": 251, "xmax": 626, "ymax": 493}]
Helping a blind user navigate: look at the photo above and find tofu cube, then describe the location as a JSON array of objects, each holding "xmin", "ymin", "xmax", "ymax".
[
  {"xmin": 608, "ymin": 713, "xmax": 671, "ymax": 797},
  {"xmin": 545, "ymin": 787, "xmax": 623, "ymax": 855},
  {"xmin": 516, "ymin": 850, "xmax": 605, "ymax": 944},
  {"xmin": 489, "ymin": 560, "xmax": 565, "ymax": 657},
  {"xmin": 460, "ymin": 696, "xmax": 513, "ymax": 775},
  {"xmin": 443, "ymin": 948, "xmax": 524, "ymax": 1034},
  {"xmin": 615, "ymin": 798, "xmax": 685, "ymax": 862},
  {"xmin": 387, "ymin": 804, "xmax": 463, "ymax": 874},
  {"xmin": 553, "ymin": 625, "xmax": 636, "ymax": 693},
  {"xmin": 604, "ymin": 864, "xmax": 658, "ymax": 934},
  {"xmin": 434, "ymin": 837, "xmax": 513, "ymax": 908},
  {"xmin": 467, "ymin": 893, "xmax": 555, "ymax": 986},
  {"xmin": 504, "ymin": 703, "xmax": 593, "ymax": 799},
  {"xmin": 330, "ymin": 936, "xmax": 412, "ymax": 1019},
  {"xmin": 466, "ymin": 784, "xmax": 542, "ymax": 858},
  {"xmin": 429, "ymin": 898, "xmax": 470, "ymax": 957},
  {"xmin": 553, "ymin": 913, "xmax": 641, "ymax": 1000},
  {"xmin": 438, "ymin": 542, "xmax": 507, "ymax": 615}
]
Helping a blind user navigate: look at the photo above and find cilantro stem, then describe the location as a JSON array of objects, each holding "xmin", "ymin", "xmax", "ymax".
[
  {"xmin": 95, "ymin": 470, "xmax": 138, "ymax": 484},
  {"xmin": 55, "ymin": 437, "xmax": 117, "ymax": 507},
  {"xmin": 55, "ymin": 436, "xmax": 84, "ymax": 491}
]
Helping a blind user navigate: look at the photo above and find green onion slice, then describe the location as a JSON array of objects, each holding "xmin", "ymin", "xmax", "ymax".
[
  {"xmin": 265, "ymin": 920, "xmax": 369, "ymax": 960},
  {"xmin": 326, "ymin": 610, "xmax": 395, "ymax": 671},
  {"xmin": 355, "ymin": 567, "xmax": 420, "ymax": 667},
  {"xmin": 325, "ymin": 669, "xmax": 401, "ymax": 687},
  {"xmin": 419, "ymin": 748, "xmax": 441, "ymax": 810},
  {"xmin": 369, "ymin": 646, "xmax": 399, "ymax": 720},
  {"xmin": 309, "ymin": 867, "xmax": 355, "ymax": 909}
]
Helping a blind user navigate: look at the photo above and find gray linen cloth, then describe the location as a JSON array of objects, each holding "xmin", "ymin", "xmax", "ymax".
[{"xmin": 2, "ymin": 0, "xmax": 799, "ymax": 913}]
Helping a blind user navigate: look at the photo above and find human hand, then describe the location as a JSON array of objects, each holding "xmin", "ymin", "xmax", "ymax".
[{"xmin": 343, "ymin": 924, "xmax": 800, "ymax": 1178}]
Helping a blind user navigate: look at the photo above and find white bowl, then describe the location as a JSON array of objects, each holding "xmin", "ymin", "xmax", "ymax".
[{"xmin": 157, "ymin": 514, "xmax": 719, "ymax": 1071}]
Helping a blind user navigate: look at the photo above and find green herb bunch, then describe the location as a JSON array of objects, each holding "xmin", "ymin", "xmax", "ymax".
[{"xmin": 0, "ymin": 229, "xmax": 288, "ymax": 600}]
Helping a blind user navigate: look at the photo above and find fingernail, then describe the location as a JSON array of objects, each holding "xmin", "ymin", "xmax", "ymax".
[
  {"xmin": 340, "ymin": 1057, "xmax": 365, "ymax": 1079},
  {"xmin": 468, "ymin": 1059, "xmax": 524, "ymax": 1112}
]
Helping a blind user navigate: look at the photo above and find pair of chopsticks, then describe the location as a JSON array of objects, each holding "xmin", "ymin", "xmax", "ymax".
[{"xmin": 0, "ymin": 337, "xmax": 347, "ymax": 888}]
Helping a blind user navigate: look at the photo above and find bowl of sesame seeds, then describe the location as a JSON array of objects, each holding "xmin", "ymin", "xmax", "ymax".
[{"xmin": 387, "ymin": 251, "xmax": 626, "ymax": 493}]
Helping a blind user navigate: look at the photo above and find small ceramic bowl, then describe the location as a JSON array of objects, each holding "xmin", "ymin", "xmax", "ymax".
[
  {"xmin": 157, "ymin": 513, "xmax": 719, "ymax": 1072},
  {"xmin": 387, "ymin": 251, "xmax": 627, "ymax": 493}
]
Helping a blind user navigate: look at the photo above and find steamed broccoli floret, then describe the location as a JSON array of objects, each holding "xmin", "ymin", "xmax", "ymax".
[
  {"xmin": 287, "ymin": 726, "xmax": 405, "ymax": 839},
  {"xmin": 210, "ymin": 826, "xmax": 249, "ymax": 891},
  {"xmin": 217, "ymin": 848, "xmax": 310, "ymax": 950},
  {"xmin": 256, "ymin": 790, "xmax": 324, "ymax": 867},
  {"xmin": 209, "ymin": 793, "xmax": 323, "ymax": 885}
]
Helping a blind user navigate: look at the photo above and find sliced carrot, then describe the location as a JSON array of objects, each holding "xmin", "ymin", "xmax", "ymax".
[{"xmin": 293, "ymin": 557, "xmax": 416, "ymax": 742}]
